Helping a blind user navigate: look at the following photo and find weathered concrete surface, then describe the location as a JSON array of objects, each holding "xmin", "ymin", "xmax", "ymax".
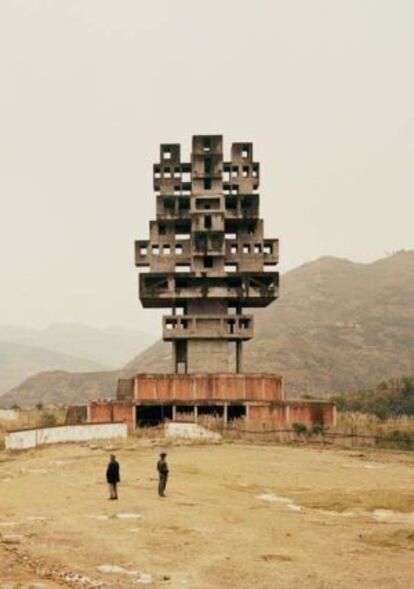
[
  {"xmin": 89, "ymin": 402, "xmax": 135, "ymax": 429},
  {"xmin": 5, "ymin": 422, "xmax": 127, "ymax": 450},
  {"xmin": 164, "ymin": 422, "xmax": 221, "ymax": 441},
  {"xmin": 249, "ymin": 401, "xmax": 337, "ymax": 427},
  {"xmin": 134, "ymin": 373, "xmax": 283, "ymax": 402},
  {"xmin": 136, "ymin": 135, "xmax": 279, "ymax": 374}
]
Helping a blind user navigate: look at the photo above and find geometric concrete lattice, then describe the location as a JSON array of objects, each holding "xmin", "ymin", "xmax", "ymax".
[{"xmin": 135, "ymin": 135, "xmax": 279, "ymax": 374}]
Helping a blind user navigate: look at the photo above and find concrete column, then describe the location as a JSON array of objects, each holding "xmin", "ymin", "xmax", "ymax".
[
  {"xmin": 172, "ymin": 405, "xmax": 177, "ymax": 421},
  {"xmin": 172, "ymin": 341, "xmax": 177, "ymax": 374},
  {"xmin": 285, "ymin": 405, "xmax": 291, "ymax": 425},
  {"xmin": 236, "ymin": 341, "xmax": 243, "ymax": 373},
  {"xmin": 223, "ymin": 404, "xmax": 228, "ymax": 425},
  {"xmin": 245, "ymin": 402, "xmax": 249, "ymax": 421},
  {"xmin": 194, "ymin": 405, "xmax": 198, "ymax": 422}
]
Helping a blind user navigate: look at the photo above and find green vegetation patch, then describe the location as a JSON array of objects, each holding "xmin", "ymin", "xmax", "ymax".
[{"xmin": 333, "ymin": 377, "xmax": 414, "ymax": 420}]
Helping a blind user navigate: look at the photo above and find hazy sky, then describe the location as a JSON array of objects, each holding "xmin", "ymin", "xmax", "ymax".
[{"xmin": 0, "ymin": 0, "xmax": 413, "ymax": 333}]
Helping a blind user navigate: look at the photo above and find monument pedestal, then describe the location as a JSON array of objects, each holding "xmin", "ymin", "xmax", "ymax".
[{"xmin": 88, "ymin": 372, "xmax": 336, "ymax": 430}]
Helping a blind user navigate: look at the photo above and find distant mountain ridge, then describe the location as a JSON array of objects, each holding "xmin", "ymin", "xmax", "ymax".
[
  {"xmin": 0, "ymin": 323, "xmax": 156, "ymax": 395},
  {"xmin": 1, "ymin": 251, "xmax": 413, "ymax": 408},
  {"xmin": 0, "ymin": 340, "xmax": 106, "ymax": 396}
]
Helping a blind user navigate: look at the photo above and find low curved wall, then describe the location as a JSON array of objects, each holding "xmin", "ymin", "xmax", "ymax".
[
  {"xmin": 165, "ymin": 422, "xmax": 221, "ymax": 441},
  {"xmin": 5, "ymin": 422, "xmax": 127, "ymax": 450}
]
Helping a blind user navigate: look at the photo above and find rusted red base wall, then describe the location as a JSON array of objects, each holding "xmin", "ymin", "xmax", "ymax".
[
  {"xmin": 89, "ymin": 402, "xmax": 134, "ymax": 429},
  {"xmin": 88, "ymin": 400, "xmax": 335, "ymax": 429},
  {"xmin": 88, "ymin": 374, "xmax": 335, "ymax": 430},
  {"xmin": 133, "ymin": 373, "xmax": 283, "ymax": 403},
  {"xmin": 249, "ymin": 401, "xmax": 335, "ymax": 427}
]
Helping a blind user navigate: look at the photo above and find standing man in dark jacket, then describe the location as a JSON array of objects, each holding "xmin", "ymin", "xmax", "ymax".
[
  {"xmin": 106, "ymin": 454, "xmax": 120, "ymax": 500},
  {"xmin": 157, "ymin": 452, "xmax": 169, "ymax": 497}
]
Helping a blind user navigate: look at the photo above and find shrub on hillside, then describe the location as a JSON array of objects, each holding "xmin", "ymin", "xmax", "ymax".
[
  {"xmin": 332, "ymin": 377, "xmax": 414, "ymax": 420},
  {"xmin": 37, "ymin": 412, "xmax": 57, "ymax": 428}
]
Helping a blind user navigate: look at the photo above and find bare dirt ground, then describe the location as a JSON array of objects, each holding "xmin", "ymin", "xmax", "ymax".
[{"xmin": 1, "ymin": 439, "xmax": 413, "ymax": 589}]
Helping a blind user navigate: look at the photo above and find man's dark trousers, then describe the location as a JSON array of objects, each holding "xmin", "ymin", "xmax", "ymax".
[{"xmin": 159, "ymin": 474, "xmax": 168, "ymax": 497}]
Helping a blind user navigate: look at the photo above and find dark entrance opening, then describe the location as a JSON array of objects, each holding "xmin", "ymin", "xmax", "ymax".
[
  {"xmin": 136, "ymin": 404, "xmax": 173, "ymax": 428},
  {"xmin": 176, "ymin": 405, "xmax": 194, "ymax": 421},
  {"xmin": 311, "ymin": 404, "xmax": 324, "ymax": 426},
  {"xmin": 175, "ymin": 340, "xmax": 187, "ymax": 374},
  {"xmin": 163, "ymin": 405, "xmax": 173, "ymax": 421},
  {"xmin": 198, "ymin": 405, "xmax": 224, "ymax": 418},
  {"xmin": 228, "ymin": 404, "xmax": 246, "ymax": 421}
]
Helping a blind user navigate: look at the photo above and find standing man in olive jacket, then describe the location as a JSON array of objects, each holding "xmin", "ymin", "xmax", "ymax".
[
  {"xmin": 157, "ymin": 452, "xmax": 169, "ymax": 497},
  {"xmin": 106, "ymin": 454, "xmax": 120, "ymax": 500}
]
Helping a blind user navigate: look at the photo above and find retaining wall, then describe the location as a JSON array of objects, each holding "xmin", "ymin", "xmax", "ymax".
[
  {"xmin": 165, "ymin": 422, "xmax": 221, "ymax": 441},
  {"xmin": 0, "ymin": 409, "xmax": 19, "ymax": 421},
  {"xmin": 5, "ymin": 422, "xmax": 128, "ymax": 450}
]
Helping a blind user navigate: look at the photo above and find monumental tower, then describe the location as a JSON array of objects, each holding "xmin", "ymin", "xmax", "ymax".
[
  {"xmin": 136, "ymin": 135, "xmax": 279, "ymax": 374},
  {"xmin": 88, "ymin": 135, "xmax": 335, "ymax": 430}
]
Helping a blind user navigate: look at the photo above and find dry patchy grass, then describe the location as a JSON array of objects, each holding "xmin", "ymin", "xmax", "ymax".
[
  {"xmin": 361, "ymin": 528, "xmax": 414, "ymax": 549},
  {"xmin": 289, "ymin": 488, "xmax": 414, "ymax": 513}
]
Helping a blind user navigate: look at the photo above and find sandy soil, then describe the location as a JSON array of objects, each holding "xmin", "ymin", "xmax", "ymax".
[{"xmin": 0, "ymin": 439, "xmax": 413, "ymax": 589}]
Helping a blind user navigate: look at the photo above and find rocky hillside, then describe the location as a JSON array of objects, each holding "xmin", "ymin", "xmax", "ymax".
[{"xmin": 2, "ymin": 251, "xmax": 413, "ymax": 407}]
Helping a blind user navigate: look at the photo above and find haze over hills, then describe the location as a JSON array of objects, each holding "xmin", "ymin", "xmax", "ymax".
[
  {"xmin": 0, "ymin": 323, "xmax": 156, "ymax": 368},
  {"xmin": 0, "ymin": 341, "xmax": 107, "ymax": 396},
  {"xmin": 1, "ymin": 251, "xmax": 413, "ymax": 408},
  {"xmin": 0, "ymin": 323, "xmax": 156, "ymax": 394}
]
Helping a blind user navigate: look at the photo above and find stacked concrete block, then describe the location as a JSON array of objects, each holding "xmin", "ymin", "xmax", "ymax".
[{"xmin": 136, "ymin": 135, "xmax": 279, "ymax": 374}]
